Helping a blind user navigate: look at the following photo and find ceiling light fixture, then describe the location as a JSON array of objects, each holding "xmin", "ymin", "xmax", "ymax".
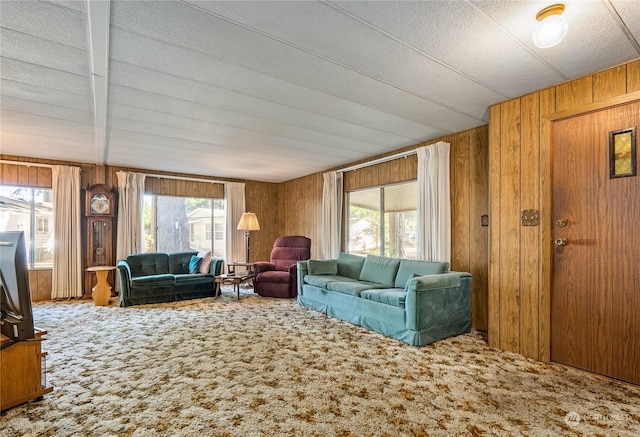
[{"xmin": 532, "ymin": 4, "xmax": 568, "ymax": 49}]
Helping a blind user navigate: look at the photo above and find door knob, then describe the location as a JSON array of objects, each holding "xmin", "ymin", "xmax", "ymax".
[{"xmin": 554, "ymin": 238, "xmax": 568, "ymax": 246}]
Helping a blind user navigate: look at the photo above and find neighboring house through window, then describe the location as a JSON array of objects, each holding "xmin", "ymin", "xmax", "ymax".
[{"xmin": 0, "ymin": 185, "xmax": 54, "ymax": 268}]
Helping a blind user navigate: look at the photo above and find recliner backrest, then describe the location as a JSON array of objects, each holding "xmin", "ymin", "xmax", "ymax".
[{"xmin": 270, "ymin": 236, "xmax": 311, "ymax": 271}]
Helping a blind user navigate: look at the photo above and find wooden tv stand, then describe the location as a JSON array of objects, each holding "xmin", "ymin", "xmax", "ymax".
[{"xmin": 1, "ymin": 329, "xmax": 53, "ymax": 412}]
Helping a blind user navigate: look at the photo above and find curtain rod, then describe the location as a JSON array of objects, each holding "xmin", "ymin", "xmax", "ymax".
[
  {"xmin": 336, "ymin": 149, "xmax": 417, "ymax": 174},
  {"xmin": 0, "ymin": 160, "xmax": 54, "ymax": 169},
  {"xmin": 143, "ymin": 172, "xmax": 227, "ymax": 185}
]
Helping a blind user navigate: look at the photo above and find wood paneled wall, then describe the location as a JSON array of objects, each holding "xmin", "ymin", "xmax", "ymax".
[
  {"xmin": 279, "ymin": 126, "xmax": 490, "ymax": 331},
  {"xmin": 489, "ymin": 58, "xmax": 640, "ymax": 361},
  {"xmin": 278, "ymin": 173, "xmax": 324, "ymax": 259}
]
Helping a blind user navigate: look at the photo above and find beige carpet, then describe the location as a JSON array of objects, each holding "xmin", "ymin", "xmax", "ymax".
[{"xmin": 1, "ymin": 287, "xmax": 639, "ymax": 436}]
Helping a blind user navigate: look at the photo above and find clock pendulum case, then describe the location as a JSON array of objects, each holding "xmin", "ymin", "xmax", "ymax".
[{"xmin": 83, "ymin": 184, "xmax": 117, "ymax": 297}]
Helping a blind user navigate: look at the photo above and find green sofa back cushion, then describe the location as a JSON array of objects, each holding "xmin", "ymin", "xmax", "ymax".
[
  {"xmin": 307, "ymin": 259, "xmax": 338, "ymax": 275},
  {"xmin": 359, "ymin": 255, "xmax": 401, "ymax": 287},
  {"xmin": 127, "ymin": 253, "xmax": 170, "ymax": 277},
  {"xmin": 394, "ymin": 259, "xmax": 449, "ymax": 288},
  {"xmin": 336, "ymin": 253, "xmax": 366, "ymax": 279}
]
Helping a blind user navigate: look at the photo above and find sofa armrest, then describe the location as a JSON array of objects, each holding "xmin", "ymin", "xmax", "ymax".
[
  {"xmin": 404, "ymin": 272, "xmax": 472, "ymax": 331},
  {"xmin": 297, "ymin": 260, "xmax": 309, "ymax": 295},
  {"xmin": 116, "ymin": 259, "xmax": 132, "ymax": 299},
  {"xmin": 253, "ymin": 262, "xmax": 275, "ymax": 275},
  {"xmin": 209, "ymin": 257, "xmax": 223, "ymax": 276}
]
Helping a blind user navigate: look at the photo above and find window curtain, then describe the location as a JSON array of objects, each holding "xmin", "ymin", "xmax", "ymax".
[
  {"xmin": 321, "ymin": 171, "xmax": 343, "ymax": 259},
  {"xmin": 416, "ymin": 141, "xmax": 451, "ymax": 263},
  {"xmin": 51, "ymin": 165, "xmax": 82, "ymax": 298},
  {"xmin": 224, "ymin": 182, "xmax": 245, "ymax": 268},
  {"xmin": 116, "ymin": 171, "xmax": 146, "ymax": 268}
]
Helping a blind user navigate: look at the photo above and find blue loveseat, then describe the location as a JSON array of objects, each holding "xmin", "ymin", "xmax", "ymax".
[
  {"xmin": 117, "ymin": 251, "xmax": 223, "ymax": 307},
  {"xmin": 297, "ymin": 253, "xmax": 471, "ymax": 346}
]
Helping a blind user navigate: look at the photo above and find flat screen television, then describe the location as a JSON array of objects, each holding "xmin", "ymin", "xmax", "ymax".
[{"xmin": 0, "ymin": 231, "xmax": 35, "ymax": 342}]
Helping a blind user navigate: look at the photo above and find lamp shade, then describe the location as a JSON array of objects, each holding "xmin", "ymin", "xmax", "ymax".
[{"xmin": 237, "ymin": 212, "xmax": 260, "ymax": 231}]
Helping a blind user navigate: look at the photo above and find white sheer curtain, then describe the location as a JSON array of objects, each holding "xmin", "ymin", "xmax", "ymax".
[
  {"xmin": 224, "ymin": 182, "xmax": 245, "ymax": 267},
  {"xmin": 116, "ymin": 171, "xmax": 146, "ymax": 264},
  {"xmin": 51, "ymin": 165, "xmax": 82, "ymax": 298},
  {"xmin": 416, "ymin": 141, "xmax": 451, "ymax": 263},
  {"xmin": 321, "ymin": 171, "xmax": 343, "ymax": 259}
]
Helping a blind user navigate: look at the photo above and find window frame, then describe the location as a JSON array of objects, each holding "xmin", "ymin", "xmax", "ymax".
[
  {"xmin": 0, "ymin": 185, "xmax": 54, "ymax": 268},
  {"xmin": 345, "ymin": 180, "xmax": 417, "ymax": 259},
  {"xmin": 143, "ymin": 194, "xmax": 225, "ymax": 259}
]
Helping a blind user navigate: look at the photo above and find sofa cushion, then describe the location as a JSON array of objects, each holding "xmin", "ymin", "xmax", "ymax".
[
  {"xmin": 326, "ymin": 281, "xmax": 387, "ymax": 297},
  {"xmin": 173, "ymin": 273, "xmax": 211, "ymax": 285},
  {"xmin": 359, "ymin": 255, "xmax": 401, "ymax": 287},
  {"xmin": 307, "ymin": 259, "xmax": 338, "ymax": 275},
  {"xmin": 257, "ymin": 270, "xmax": 291, "ymax": 283},
  {"xmin": 336, "ymin": 253, "xmax": 365, "ymax": 279},
  {"xmin": 130, "ymin": 274, "xmax": 175, "ymax": 288},
  {"xmin": 361, "ymin": 288, "xmax": 406, "ymax": 308},
  {"xmin": 168, "ymin": 252, "xmax": 197, "ymax": 274},
  {"xmin": 394, "ymin": 259, "xmax": 449, "ymax": 288},
  {"xmin": 127, "ymin": 253, "xmax": 170, "ymax": 277},
  {"xmin": 304, "ymin": 274, "xmax": 356, "ymax": 289}
]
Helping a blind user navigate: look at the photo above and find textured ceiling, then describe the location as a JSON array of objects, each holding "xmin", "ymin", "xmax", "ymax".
[{"xmin": 1, "ymin": 0, "xmax": 639, "ymax": 183}]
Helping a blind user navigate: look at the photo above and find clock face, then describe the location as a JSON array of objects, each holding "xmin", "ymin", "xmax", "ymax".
[{"xmin": 90, "ymin": 194, "xmax": 110, "ymax": 214}]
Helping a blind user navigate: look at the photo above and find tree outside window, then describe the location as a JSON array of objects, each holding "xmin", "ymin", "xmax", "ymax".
[{"xmin": 144, "ymin": 195, "xmax": 225, "ymax": 259}]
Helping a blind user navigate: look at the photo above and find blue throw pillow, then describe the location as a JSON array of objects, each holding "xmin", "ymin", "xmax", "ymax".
[{"xmin": 189, "ymin": 255, "xmax": 202, "ymax": 274}]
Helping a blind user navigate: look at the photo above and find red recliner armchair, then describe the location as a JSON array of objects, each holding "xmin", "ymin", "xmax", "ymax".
[{"xmin": 253, "ymin": 236, "xmax": 311, "ymax": 298}]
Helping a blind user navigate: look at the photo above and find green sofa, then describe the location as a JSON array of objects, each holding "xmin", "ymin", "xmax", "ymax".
[
  {"xmin": 117, "ymin": 251, "xmax": 223, "ymax": 307},
  {"xmin": 297, "ymin": 253, "xmax": 471, "ymax": 346}
]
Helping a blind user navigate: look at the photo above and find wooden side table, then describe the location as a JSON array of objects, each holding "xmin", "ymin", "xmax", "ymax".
[
  {"xmin": 215, "ymin": 272, "xmax": 255, "ymax": 300},
  {"xmin": 227, "ymin": 262, "xmax": 254, "ymax": 274},
  {"xmin": 86, "ymin": 266, "xmax": 116, "ymax": 306},
  {"xmin": 227, "ymin": 262, "xmax": 254, "ymax": 288}
]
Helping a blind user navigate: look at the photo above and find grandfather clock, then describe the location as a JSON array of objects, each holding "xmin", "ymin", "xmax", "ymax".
[{"xmin": 83, "ymin": 184, "xmax": 116, "ymax": 297}]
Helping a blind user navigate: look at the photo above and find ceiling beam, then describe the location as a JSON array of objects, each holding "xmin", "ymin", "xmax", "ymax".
[{"xmin": 87, "ymin": 0, "xmax": 111, "ymax": 165}]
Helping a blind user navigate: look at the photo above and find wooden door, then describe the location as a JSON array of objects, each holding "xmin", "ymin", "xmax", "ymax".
[{"xmin": 552, "ymin": 101, "xmax": 640, "ymax": 385}]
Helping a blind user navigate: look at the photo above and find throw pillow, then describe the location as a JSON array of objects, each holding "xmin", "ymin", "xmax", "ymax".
[
  {"xmin": 404, "ymin": 272, "xmax": 422, "ymax": 293},
  {"xmin": 308, "ymin": 259, "xmax": 338, "ymax": 275},
  {"xmin": 197, "ymin": 251, "xmax": 212, "ymax": 274},
  {"xmin": 189, "ymin": 255, "xmax": 202, "ymax": 274}
]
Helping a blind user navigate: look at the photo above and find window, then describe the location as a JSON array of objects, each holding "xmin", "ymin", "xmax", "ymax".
[
  {"xmin": 144, "ymin": 195, "xmax": 225, "ymax": 259},
  {"xmin": 346, "ymin": 181, "xmax": 417, "ymax": 259},
  {"xmin": 37, "ymin": 217, "xmax": 49, "ymax": 234},
  {"xmin": 0, "ymin": 185, "xmax": 54, "ymax": 268}
]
